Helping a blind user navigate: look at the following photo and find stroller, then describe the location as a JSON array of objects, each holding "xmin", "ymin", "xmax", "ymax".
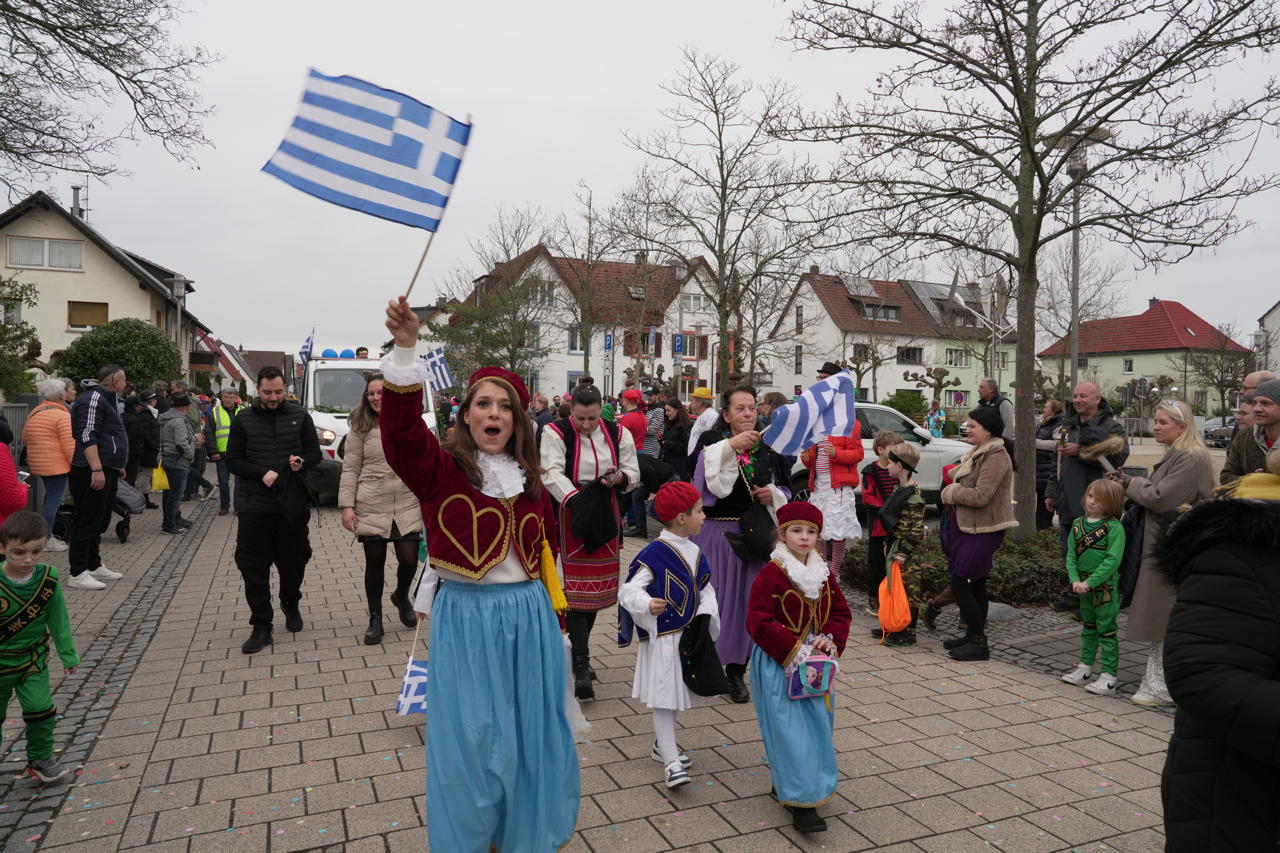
[{"xmin": 51, "ymin": 479, "xmax": 147, "ymax": 544}]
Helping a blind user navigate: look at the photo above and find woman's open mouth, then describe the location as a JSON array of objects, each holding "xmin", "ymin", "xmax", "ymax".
[{"xmin": 484, "ymin": 426, "xmax": 501, "ymax": 437}]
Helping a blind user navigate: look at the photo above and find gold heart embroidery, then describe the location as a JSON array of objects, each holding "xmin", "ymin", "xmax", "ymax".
[
  {"xmin": 515, "ymin": 510, "xmax": 541, "ymax": 569},
  {"xmin": 777, "ymin": 589, "xmax": 806, "ymax": 634},
  {"xmin": 438, "ymin": 494, "xmax": 505, "ymax": 568}
]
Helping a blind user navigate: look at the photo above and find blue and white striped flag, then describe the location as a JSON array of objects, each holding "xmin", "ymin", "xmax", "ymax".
[
  {"xmin": 262, "ymin": 69, "xmax": 471, "ymax": 231},
  {"xmin": 420, "ymin": 347, "xmax": 456, "ymax": 393},
  {"xmin": 299, "ymin": 328, "xmax": 314, "ymax": 367},
  {"xmin": 762, "ymin": 370, "xmax": 859, "ymax": 456}
]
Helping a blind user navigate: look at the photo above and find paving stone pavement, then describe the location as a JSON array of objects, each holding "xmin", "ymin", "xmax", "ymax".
[{"xmin": 2, "ymin": 507, "xmax": 1173, "ymax": 851}]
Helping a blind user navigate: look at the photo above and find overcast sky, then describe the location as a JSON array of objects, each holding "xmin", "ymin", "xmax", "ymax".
[{"xmin": 55, "ymin": 0, "xmax": 1280, "ymax": 355}]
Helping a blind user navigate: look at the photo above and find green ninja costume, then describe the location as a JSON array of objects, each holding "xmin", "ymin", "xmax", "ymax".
[
  {"xmin": 1066, "ymin": 517, "xmax": 1124, "ymax": 676},
  {"xmin": 0, "ymin": 563, "xmax": 79, "ymax": 762}
]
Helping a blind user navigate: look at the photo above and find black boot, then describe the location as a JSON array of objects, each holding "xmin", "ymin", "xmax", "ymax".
[
  {"xmin": 725, "ymin": 663, "xmax": 750, "ymax": 704},
  {"xmin": 943, "ymin": 635, "xmax": 970, "ymax": 649},
  {"xmin": 363, "ymin": 614, "xmax": 384, "ymax": 645},
  {"xmin": 282, "ymin": 605, "xmax": 303, "ymax": 633},
  {"xmin": 389, "ymin": 589, "xmax": 416, "ymax": 628},
  {"xmin": 788, "ymin": 806, "xmax": 827, "ymax": 833},
  {"xmin": 949, "ymin": 633, "xmax": 990, "ymax": 661},
  {"xmin": 572, "ymin": 653, "xmax": 595, "ymax": 701},
  {"xmin": 885, "ymin": 629, "xmax": 917, "ymax": 647},
  {"xmin": 241, "ymin": 628, "xmax": 272, "ymax": 654}
]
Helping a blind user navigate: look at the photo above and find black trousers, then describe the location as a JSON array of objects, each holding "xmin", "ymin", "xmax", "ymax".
[
  {"xmin": 950, "ymin": 575, "xmax": 990, "ymax": 637},
  {"xmin": 564, "ymin": 609, "xmax": 598, "ymax": 664},
  {"xmin": 68, "ymin": 466, "xmax": 119, "ymax": 577},
  {"xmin": 184, "ymin": 448, "xmax": 213, "ymax": 497},
  {"xmin": 1035, "ymin": 482, "xmax": 1055, "ymax": 530},
  {"xmin": 362, "ymin": 537, "xmax": 419, "ymax": 612},
  {"xmin": 235, "ymin": 510, "xmax": 312, "ymax": 629},
  {"xmin": 867, "ymin": 535, "xmax": 888, "ymax": 601}
]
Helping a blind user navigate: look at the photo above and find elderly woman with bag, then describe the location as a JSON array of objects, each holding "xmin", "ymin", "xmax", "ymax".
[
  {"xmin": 689, "ymin": 385, "xmax": 791, "ymax": 704},
  {"xmin": 1106, "ymin": 399, "xmax": 1213, "ymax": 707},
  {"xmin": 339, "ymin": 373, "xmax": 423, "ymax": 645},
  {"xmin": 939, "ymin": 407, "xmax": 1017, "ymax": 662}
]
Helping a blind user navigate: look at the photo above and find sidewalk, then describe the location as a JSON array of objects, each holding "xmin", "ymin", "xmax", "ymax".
[{"xmin": 3, "ymin": 507, "xmax": 1170, "ymax": 852}]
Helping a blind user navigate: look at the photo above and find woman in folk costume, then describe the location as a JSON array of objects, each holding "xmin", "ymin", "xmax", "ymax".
[
  {"xmin": 540, "ymin": 383, "xmax": 640, "ymax": 701},
  {"xmin": 746, "ymin": 502, "xmax": 852, "ymax": 834},
  {"xmin": 380, "ymin": 297, "xmax": 577, "ymax": 853},
  {"xmin": 690, "ymin": 385, "xmax": 792, "ymax": 703}
]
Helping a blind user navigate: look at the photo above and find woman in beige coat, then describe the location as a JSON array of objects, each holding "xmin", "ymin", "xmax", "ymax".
[
  {"xmin": 339, "ymin": 374, "xmax": 424, "ymax": 644},
  {"xmin": 1109, "ymin": 399, "xmax": 1213, "ymax": 707}
]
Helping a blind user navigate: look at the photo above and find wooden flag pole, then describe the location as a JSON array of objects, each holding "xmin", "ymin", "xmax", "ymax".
[{"xmin": 403, "ymin": 113, "xmax": 474, "ymax": 301}]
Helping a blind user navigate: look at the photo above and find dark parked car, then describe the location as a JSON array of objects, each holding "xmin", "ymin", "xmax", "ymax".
[{"xmin": 1202, "ymin": 416, "xmax": 1236, "ymax": 448}]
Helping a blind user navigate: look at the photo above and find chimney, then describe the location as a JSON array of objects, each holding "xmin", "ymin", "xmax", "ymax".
[
  {"xmin": 809, "ymin": 264, "xmax": 820, "ymax": 275},
  {"xmin": 70, "ymin": 186, "xmax": 83, "ymax": 219},
  {"xmin": 635, "ymin": 251, "xmax": 647, "ymax": 266},
  {"xmin": 1148, "ymin": 297, "xmax": 1159, "ymax": 309}
]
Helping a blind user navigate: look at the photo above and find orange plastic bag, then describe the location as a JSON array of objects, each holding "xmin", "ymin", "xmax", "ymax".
[{"xmin": 877, "ymin": 557, "xmax": 912, "ymax": 640}]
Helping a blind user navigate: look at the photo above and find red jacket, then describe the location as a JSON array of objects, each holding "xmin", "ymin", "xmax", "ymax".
[
  {"xmin": 800, "ymin": 427, "xmax": 864, "ymax": 491},
  {"xmin": 0, "ymin": 448, "xmax": 28, "ymax": 529},
  {"xmin": 617, "ymin": 410, "xmax": 647, "ymax": 451},
  {"xmin": 746, "ymin": 559, "xmax": 852, "ymax": 668}
]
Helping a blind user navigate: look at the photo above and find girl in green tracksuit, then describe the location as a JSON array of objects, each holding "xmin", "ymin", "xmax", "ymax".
[{"xmin": 1060, "ymin": 480, "xmax": 1126, "ymax": 696}]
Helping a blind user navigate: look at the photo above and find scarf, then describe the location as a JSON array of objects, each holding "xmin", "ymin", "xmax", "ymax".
[
  {"xmin": 1213, "ymin": 472, "xmax": 1280, "ymax": 501},
  {"xmin": 769, "ymin": 541, "xmax": 830, "ymax": 600},
  {"xmin": 476, "ymin": 452, "xmax": 525, "ymax": 499}
]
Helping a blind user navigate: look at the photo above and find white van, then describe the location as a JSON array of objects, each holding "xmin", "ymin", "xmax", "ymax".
[{"xmin": 302, "ymin": 356, "xmax": 438, "ymax": 503}]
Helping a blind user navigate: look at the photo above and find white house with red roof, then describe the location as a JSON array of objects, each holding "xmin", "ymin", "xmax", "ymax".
[{"xmin": 1038, "ymin": 298, "xmax": 1249, "ymax": 412}]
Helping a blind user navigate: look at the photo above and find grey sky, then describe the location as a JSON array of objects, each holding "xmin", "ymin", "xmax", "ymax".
[{"xmin": 60, "ymin": 0, "xmax": 1280, "ymax": 355}]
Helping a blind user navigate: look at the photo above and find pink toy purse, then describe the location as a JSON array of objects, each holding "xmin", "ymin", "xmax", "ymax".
[{"xmin": 787, "ymin": 653, "xmax": 838, "ymax": 700}]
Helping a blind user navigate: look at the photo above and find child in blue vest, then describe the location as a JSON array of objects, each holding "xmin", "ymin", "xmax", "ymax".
[{"xmin": 618, "ymin": 481, "xmax": 720, "ymax": 789}]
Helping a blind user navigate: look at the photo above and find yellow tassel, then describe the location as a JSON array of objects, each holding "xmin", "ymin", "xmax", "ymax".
[{"xmin": 540, "ymin": 538, "xmax": 568, "ymax": 615}]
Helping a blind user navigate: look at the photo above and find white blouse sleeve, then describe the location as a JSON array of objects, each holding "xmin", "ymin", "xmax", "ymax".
[
  {"xmin": 701, "ymin": 439, "xmax": 740, "ymax": 499},
  {"xmin": 539, "ymin": 426, "xmax": 579, "ymax": 504},
  {"xmin": 381, "ymin": 346, "xmax": 430, "ymax": 387},
  {"xmin": 619, "ymin": 567, "xmax": 659, "ymax": 633}
]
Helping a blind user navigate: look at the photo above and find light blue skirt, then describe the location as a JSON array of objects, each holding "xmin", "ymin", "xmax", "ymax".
[
  {"xmin": 750, "ymin": 645, "xmax": 838, "ymax": 808},
  {"xmin": 427, "ymin": 580, "xmax": 579, "ymax": 852}
]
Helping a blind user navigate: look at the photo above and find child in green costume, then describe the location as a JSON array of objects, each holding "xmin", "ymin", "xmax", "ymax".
[
  {"xmin": 0, "ymin": 511, "xmax": 79, "ymax": 782},
  {"xmin": 1060, "ymin": 480, "xmax": 1126, "ymax": 696}
]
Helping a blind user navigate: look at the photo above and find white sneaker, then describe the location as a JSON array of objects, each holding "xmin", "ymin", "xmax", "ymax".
[
  {"xmin": 66, "ymin": 572, "xmax": 107, "ymax": 590},
  {"xmin": 664, "ymin": 759, "xmax": 691, "ymax": 789},
  {"xmin": 651, "ymin": 741, "xmax": 691, "ymax": 768},
  {"xmin": 1085, "ymin": 673, "xmax": 1118, "ymax": 695},
  {"xmin": 43, "ymin": 537, "xmax": 68, "ymax": 552},
  {"xmin": 1061, "ymin": 663, "xmax": 1093, "ymax": 685},
  {"xmin": 89, "ymin": 565, "xmax": 122, "ymax": 582}
]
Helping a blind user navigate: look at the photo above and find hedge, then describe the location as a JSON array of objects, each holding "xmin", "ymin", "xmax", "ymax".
[{"xmin": 840, "ymin": 527, "xmax": 1068, "ymax": 605}]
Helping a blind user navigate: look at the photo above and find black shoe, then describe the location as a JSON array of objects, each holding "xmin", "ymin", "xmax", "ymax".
[
  {"xmin": 788, "ymin": 806, "xmax": 827, "ymax": 834},
  {"xmin": 885, "ymin": 630, "xmax": 917, "ymax": 647},
  {"xmin": 572, "ymin": 656, "xmax": 595, "ymax": 701},
  {"xmin": 949, "ymin": 635, "xmax": 990, "ymax": 661},
  {"xmin": 160, "ymin": 526, "xmax": 186, "ymax": 535},
  {"xmin": 726, "ymin": 671, "xmax": 750, "ymax": 704},
  {"xmin": 943, "ymin": 635, "xmax": 970, "ymax": 649},
  {"xmin": 200, "ymin": 484, "xmax": 214, "ymax": 501},
  {"xmin": 1051, "ymin": 593, "xmax": 1080, "ymax": 614},
  {"xmin": 363, "ymin": 614, "xmax": 384, "ymax": 645},
  {"xmin": 588, "ymin": 664, "xmax": 598, "ymax": 682},
  {"xmin": 622, "ymin": 524, "xmax": 647, "ymax": 538},
  {"xmin": 921, "ymin": 602, "xmax": 941, "ymax": 631},
  {"xmin": 144, "ymin": 499, "xmax": 159, "ymax": 509},
  {"xmin": 115, "ymin": 519, "xmax": 129, "ymax": 543},
  {"xmin": 283, "ymin": 607, "xmax": 303, "ymax": 633},
  {"xmin": 241, "ymin": 628, "xmax": 272, "ymax": 654},
  {"xmin": 389, "ymin": 589, "xmax": 416, "ymax": 629},
  {"xmin": 869, "ymin": 625, "xmax": 884, "ymax": 638},
  {"xmin": 176, "ymin": 517, "xmax": 193, "ymax": 529}
]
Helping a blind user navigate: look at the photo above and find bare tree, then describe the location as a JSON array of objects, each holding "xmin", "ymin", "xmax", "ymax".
[
  {"xmin": 781, "ymin": 0, "xmax": 1280, "ymax": 535},
  {"xmin": 1166, "ymin": 324, "xmax": 1254, "ymax": 416},
  {"xmin": 738, "ymin": 234, "xmax": 826, "ymax": 387},
  {"xmin": 904, "ymin": 365, "xmax": 963, "ymax": 403},
  {"xmin": 0, "ymin": 0, "xmax": 212, "ymax": 194},
  {"xmin": 1037, "ymin": 237, "xmax": 1129, "ymax": 390},
  {"xmin": 617, "ymin": 48, "xmax": 825, "ymax": 389}
]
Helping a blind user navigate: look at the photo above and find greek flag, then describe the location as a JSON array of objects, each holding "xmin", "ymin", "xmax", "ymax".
[
  {"xmin": 299, "ymin": 329, "xmax": 314, "ymax": 367},
  {"xmin": 262, "ymin": 69, "xmax": 471, "ymax": 231},
  {"xmin": 420, "ymin": 347, "xmax": 456, "ymax": 393},
  {"xmin": 762, "ymin": 370, "xmax": 859, "ymax": 455}
]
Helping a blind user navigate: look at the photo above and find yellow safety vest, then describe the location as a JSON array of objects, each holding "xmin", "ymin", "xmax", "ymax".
[{"xmin": 212, "ymin": 404, "xmax": 244, "ymax": 453}]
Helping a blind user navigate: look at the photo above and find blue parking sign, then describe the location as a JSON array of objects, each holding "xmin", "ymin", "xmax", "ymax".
[
  {"xmin": 604, "ymin": 333, "xmax": 613, "ymax": 352},
  {"xmin": 673, "ymin": 333, "xmax": 684, "ymax": 355}
]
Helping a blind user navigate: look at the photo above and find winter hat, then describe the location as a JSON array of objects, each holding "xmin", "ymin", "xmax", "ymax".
[
  {"xmin": 653, "ymin": 481, "xmax": 701, "ymax": 523},
  {"xmin": 776, "ymin": 501, "xmax": 823, "ymax": 534},
  {"xmin": 1252, "ymin": 378, "xmax": 1280, "ymax": 406},
  {"xmin": 469, "ymin": 367, "xmax": 530, "ymax": 410},
  {"xmin": 967, "ymin": 406, "xmax": 1004, "ymax": 438},
  {"xmin": 620, "ymin": 389, "xmax": 643, "ymax": 404}
]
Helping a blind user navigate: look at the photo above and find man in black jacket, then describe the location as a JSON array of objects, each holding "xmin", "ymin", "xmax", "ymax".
[
  {"xmin": 225, "ymin": 366, "xmax": 322, "ymax": 654},
  {"xmin": 67, "ymin": 364, "xmax": 130, "ymax": 590}
]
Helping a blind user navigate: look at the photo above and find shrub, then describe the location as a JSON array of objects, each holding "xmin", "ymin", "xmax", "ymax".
[
  {"xmin": 57, "ymin": 318, "xmax": 182, "ymax": 389},
  {"xmin": 841, "ymin": 527, "xmax": 1066, "ymax": 605},
  {"xmin": 882, "ymin": 390, "xmax": 926, "ymax": 415}
]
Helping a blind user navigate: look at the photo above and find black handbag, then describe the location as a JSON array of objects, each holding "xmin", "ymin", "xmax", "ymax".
[
  {"xmin": 679, "ymin": 613, "xmax": 731, "ymax": 696},
  {"xmin": 1118, "ymin": 500, "xmax": 1145, "ymax": 608},
  {"xmin": 723, "ymin": 463, "xmax": 777, "ymax": 564}
]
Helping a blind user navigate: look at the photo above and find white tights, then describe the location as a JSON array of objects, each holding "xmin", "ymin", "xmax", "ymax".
[{"xmin": 652, "ymin": 708, "xmax": 679, "ymax": 764}]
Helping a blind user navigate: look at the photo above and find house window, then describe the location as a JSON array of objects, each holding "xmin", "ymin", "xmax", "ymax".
[
  {"xmin": 1, "ymin": 302, "xmax": 20, "ymax": 325},
  {"xmin": 8, "ymin": 237, "xmax": 83, "ymax": 270},
  {"xmin": 795, "ymin": 306, "xmax": 803, "ymax": 334},
  {"xmin": 1077, "ymin": 355, "xmax": 1089, "ymax": 368},
  {"xmin": 68, "ymin": 301, "xmax": 108, "ymax": 329},
  {"xmin": 851, "ymin": 343, "xmax": 871, "ymax": 362},
  {"xmin": 530, "ymin": 370, "xmax": 540, "ymax": 393},
  {"xmin": 525, "ymin": 323, "xmax": 541, "ymax": 349},
  {"xmin": 680, "ymin": 292, "xmax": 710, "ymax": 312},
  {"xmin": 860, "ymin": 303, "xmax": 901, "ymax": 322},
  {"xmin": 896, "ymin": 346, "xmax": 923, "ymax": 365},
  {"xmin": 855, "ymin": 387, "xmax": 869, "ymax": 401},
  {"xmin": 696, "ymin": 334, "xmax": 709, "ymax": 359},
  {"xmin": 794, "ymin": 345, "xmax": 803, "ymax": 375},
  {"xmin": 1193, "ymin": 390, "xmax": 1207, "ymax": 410},
  {"xmin": 994, "ymin": 351, "xmax": 1010, "ymax": 370},
  {"xmin": 567, "ymin": 324, "xmax": 585, "ymax": 354},
  {"xmin": 1123, "ymin": 358, "xmax": 1134, "ymax": 374},
  {"xmin": 945, "ymin": 348, "xmax": 970, "ymax": 368},
  {"xmin": 640, "ymin": 329, "xmax": 662, "ymax": 357}
]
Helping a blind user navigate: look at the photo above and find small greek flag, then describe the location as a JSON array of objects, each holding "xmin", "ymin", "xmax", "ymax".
[
  {"xmin": 762, "ymin": 370, "xmax": 860, "ymax": 455},
  {"xmin": 420, "ymin": 347, "xmax": 456, "ymax": 393},
  {"xmin": 263, "ymin": 69, "xmax": 471, "ymax": 231},
  {"xmin": 299, "ymin": 329, "xmax": 314, "ymax": 367}
]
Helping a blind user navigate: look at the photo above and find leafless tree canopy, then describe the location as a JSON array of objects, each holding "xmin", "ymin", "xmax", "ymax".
[
  {"xmin": 781, "ymin": 0, "xmax": 1280, "ymax": 534},
  {"xmin": 0, "ymin": 0, "xmax": 213, "ymax": 194}
]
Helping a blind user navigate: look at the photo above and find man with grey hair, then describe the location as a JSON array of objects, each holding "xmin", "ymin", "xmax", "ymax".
[{"xmin": 977, "ymin": 378, "xmax": 1015, "ymax": 434}]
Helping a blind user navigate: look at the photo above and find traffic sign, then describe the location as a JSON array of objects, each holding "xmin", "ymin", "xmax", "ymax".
[
  {"xmin": 673, "ymin": 333, "xmax": 684, "ymax": 355},
  {"xmin": 604, "ymin": 333, "xmax": 613, "ymax": 352}
]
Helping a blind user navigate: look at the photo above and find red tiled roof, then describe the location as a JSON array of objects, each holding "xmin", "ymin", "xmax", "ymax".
[
  {"xmin": 197, "ymin": 332, "xmax": 244, "ymax": 381},
  {"xmin": 1039, "ymin": 299, "xmax": 1249, "ymax": 357},
  {"xmin": 801, "ymin": 273, "xmax": 935, "ymax": 338}
]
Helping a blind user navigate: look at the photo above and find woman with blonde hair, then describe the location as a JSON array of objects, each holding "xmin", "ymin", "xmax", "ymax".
[{"xmin": 1106, "ymin": 399, "xmax": 1213, "ymax": 706}]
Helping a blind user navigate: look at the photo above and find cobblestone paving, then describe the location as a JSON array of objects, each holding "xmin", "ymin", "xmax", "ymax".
[{"xmin": 4, "ymin": 507, "xmax": 1173, "ymax": 852}]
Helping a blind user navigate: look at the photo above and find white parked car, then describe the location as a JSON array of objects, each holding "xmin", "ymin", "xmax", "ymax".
[{"xmin": 792, "ymin": 403, "xmax": 970, "ymax": 502}]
